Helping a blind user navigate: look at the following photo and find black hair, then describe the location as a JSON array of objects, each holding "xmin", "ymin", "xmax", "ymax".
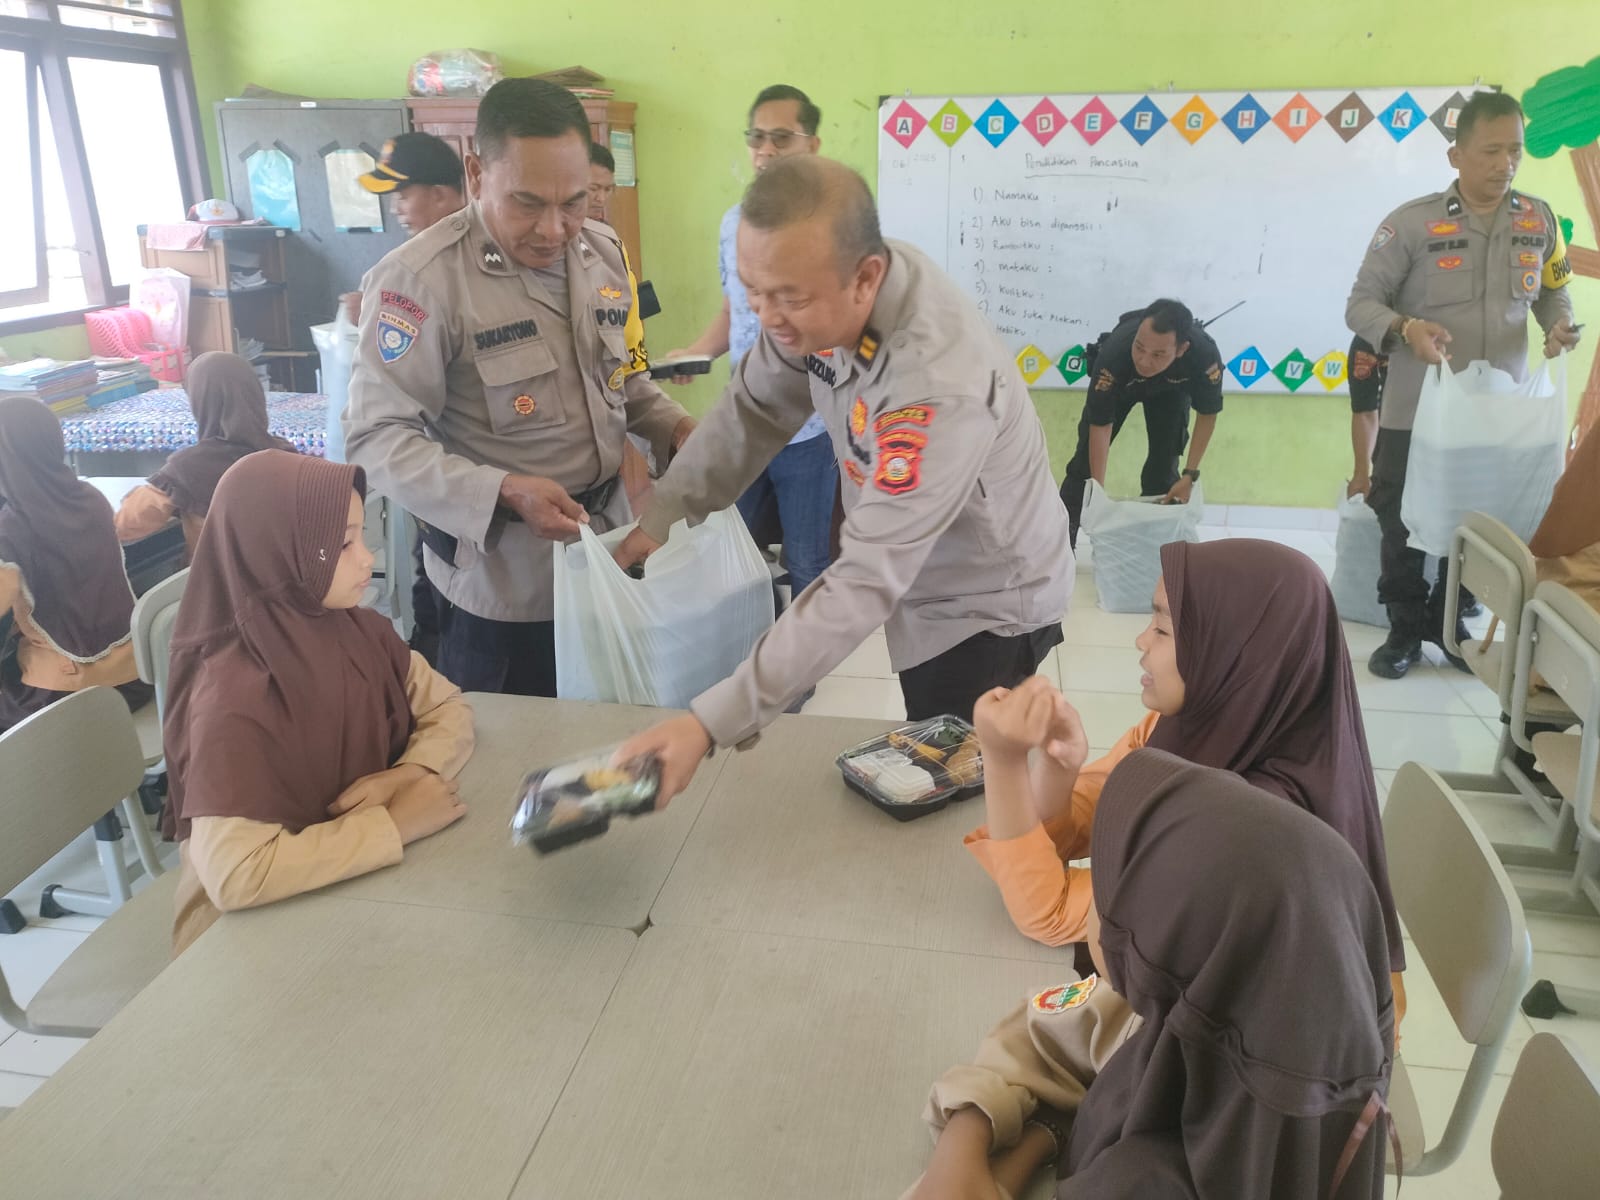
[
  {"xmin": 1455, "ymin": 91, "xmax": 1523, "ymax": 145},
  {"xmin": 1142, "ymin": 299, "xmax": 1195, "ymax": 344},
  {"xmin": 742, "ymin": 157, "xmax": 885, "ymax": 280},
  {"xmin": 475, "ymin": 78, "xmax": 590, "ymax": 161},
  {"xmin": 749, "ymin": 84, "xmax": 821, "ymax": 135},
  {"xmin": 589, "ymin": 140, "xmax": 615, "ymax": 172}
]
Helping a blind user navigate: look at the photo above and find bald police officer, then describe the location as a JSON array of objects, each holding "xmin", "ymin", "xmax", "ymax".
[
  {"xmin": 345, "ymin": 78, "xmax": 694, "ymax": 696},
  {"xmin": 612, "ymin": 157, "xmax": 1073, "ymax": 805},
  {"xmin": 1347, "ymin": 90, "xmax": 1580, "ymax": 679}
]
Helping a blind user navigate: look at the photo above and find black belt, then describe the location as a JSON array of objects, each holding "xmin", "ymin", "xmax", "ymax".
[{"xmin": 419, "ymin": 475, "xmax": 620, "ymax": 567}]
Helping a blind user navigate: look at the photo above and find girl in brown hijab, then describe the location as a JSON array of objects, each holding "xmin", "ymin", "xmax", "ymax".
[
  {"xmin": 0, "ymin": 396, "xmax": 150, "ymax": 731},
  {"xmin": 114, "ymin": 352, "xmax": 296, "ymax": 555},
  {"xmin": 163, "ymin": 450, "xmax": 473, "ymax": 955},
  {"xmin": 912, "ymin": 750, "xmax": 1395, "ymax": 1200},
  {"xmin": 1529, "ymin": 419, "xmax": 1600, "ymax": 615},
  {"xmin": 966, "ymin": 540, "xmax": 1404, "ymax": 987}
]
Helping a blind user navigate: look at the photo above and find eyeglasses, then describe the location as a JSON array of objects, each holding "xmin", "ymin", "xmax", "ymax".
[{"xmin": 745, "ymin": 128, "xmax": 804, "ymax": 150}]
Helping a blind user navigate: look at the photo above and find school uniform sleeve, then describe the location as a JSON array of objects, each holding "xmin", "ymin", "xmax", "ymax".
[
  {"xmin": 688, "ymin": 385, "xmax": 995, "ymax": 746},
  {"xmin": 344, "ymin": 261, "xmax": 508, "ymax": 554},
  {"xmin": 186, "ymin": 807, "xmax": 404, "ymax": 913},
  {"xmin": 113, "ymin": 484, "xmax": 178, "ymax": 543},
  {"xmin": 635, "ymin": 332, "xmax": 819, "ymax": 541},
  {"xmin": 1532, "ymin": 201, "xmax": 1576, "ymax": 333},
  {"xmin": 924, "ymin": 983, "xmax": 1143, "ymax": 1150},
  {"xmin": 394, "ymin": 651, "xmax": 475, "ymax": 778},
  {"xmin": 1346, "ymin": 210, "xmax": 1414, "ymax": 351},
  {"xmin": 962, "ymin": 715, "xmax": 1157, "ymax": 946}
]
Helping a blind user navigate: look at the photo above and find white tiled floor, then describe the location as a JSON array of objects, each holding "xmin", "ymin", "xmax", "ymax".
[{"xmin": 3, "ymin": 507, "xmax": 1597, "ymax": 1196}]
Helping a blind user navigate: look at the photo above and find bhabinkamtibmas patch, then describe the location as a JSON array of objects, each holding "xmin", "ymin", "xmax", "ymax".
[{"xmin": 1032, "ymin": 975, "xmax": 1097, "ymax": 1014}]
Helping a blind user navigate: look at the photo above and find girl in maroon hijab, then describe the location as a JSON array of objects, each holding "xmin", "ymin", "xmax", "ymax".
[
  {"xmin": 114, "ymin": 352, "xmax": 296, "ymax": 556},
  {"xmin": 966, "ymin": 539, "xmax": 1405, "ymax": 1021},
  {"xmin": 0, "ymin": 396, "xmax": 150, "ymax": 731},
  {"xmin": 912, "ymin": 750, "xmax": 1395, "ymax": 1200},
  {"xmin": 163, "ymin": 450, "xmax": 472, "ymax": 954}
]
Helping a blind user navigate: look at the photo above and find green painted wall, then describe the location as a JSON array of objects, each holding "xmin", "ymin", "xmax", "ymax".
[
  {"xmin": 177, "ymin": 1, "xmax": 1598, "ymax": 506},
  {"xmin": 1, "ymin": 325, "xmax": 90, "ymax": 364}
]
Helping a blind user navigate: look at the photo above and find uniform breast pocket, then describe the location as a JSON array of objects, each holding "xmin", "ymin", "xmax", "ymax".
[
  {"xmin": 597, "ymin": 329, "xmax": 631, "ymax": 402},
  {"xmin": 1423, "ymin": 267, "xmax": 1476, "ymax": 309},
  {"xmin": 1508, "ymin": 245, "xmax": 1543, "ymax": 303},
  {"xmin": 475, "ymin": 341, "xmax": 567, "ymax": 436}
]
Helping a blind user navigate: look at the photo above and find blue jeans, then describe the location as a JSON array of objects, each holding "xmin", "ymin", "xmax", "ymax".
[{"xmin": 735, "ymin": 431, "xmax": 837, "ymax": 598}]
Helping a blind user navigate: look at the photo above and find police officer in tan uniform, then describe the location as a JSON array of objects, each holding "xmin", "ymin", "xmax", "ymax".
[
  {"xmin": 1347, "ymin": 90, "xmax": 1579, "ymax": 679},
  {"xmin": 345, "ymin": 78, "xmax": 693, "ymax": 696},
  {"xmin": 613, "ymin": 157, "xmax": 1074, "ymax": 804}
]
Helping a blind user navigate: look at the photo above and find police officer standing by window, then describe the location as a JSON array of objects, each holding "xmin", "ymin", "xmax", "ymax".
[
  {"xmin": 1057, "ymin": 299, "xmax": 1225, "ymax": 548},
  {"xmin": 345, "ymin": 78, "xmax": 695, "ymax": 696},
  {"xmin": 1347, "ymin": 90, "xmax": 1580, "ymax": 679}
]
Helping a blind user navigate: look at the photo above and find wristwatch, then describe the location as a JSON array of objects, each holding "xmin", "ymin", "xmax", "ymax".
[{"xmin": 1181, "ymin": 468, "xmax": 1201, "ymax": 482}]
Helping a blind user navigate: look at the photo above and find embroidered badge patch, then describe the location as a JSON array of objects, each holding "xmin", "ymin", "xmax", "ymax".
[
  {"xmin": 1519, "ymin": 251, "xmax": 1541, "ymax": 268},
  {"xmin": 1522, "ymin": 270, "xmax": 1539, "ymax": 293},
  {"xmin": 874, "ymin": 405, "xmax": 933, "ymax": 433},
  {"xmin": 1426, "ymin": 219, "xmax": 1460, "ymax": 236},
  {"xmin": 1032, "ymin": 975, "xmax": 1098, "ymax": 1013},
  {"xmin": 380, "ymin": 291, "xmax": 428, "ymax": 325},
  {"xmin": 844, "ymin": 461, "xmax": 865, "ymax": 487},
  {"xmin": 1205, "ymin": 361, "xmax": 1222, "ymax": 385},
  {"xmin": 1351, "ymin": 350, "xmax": 1378, "ymax": 380},
  {"xmin": 1369, "ymin": 224, "xmax": 1396, "ymax": 251},
  {"xmin": 1436, "ymin": 255, "xmax": 1464, "ymax": 271},
  {"xmin": 598, "ymin": 285, "xmax": 622, "ymax": 300},
  {"xmin": 1514, "ymin": 215, "xmax": 1546, "ymax": 234},
  {"xmin": 377, "ymin": 313, "xmax": 419, "ymax": 364},
  {"xmin": 874, "ymin": 428, "xmax": 928, "ymax": 496},
  {"xmin": 850, "ymin": 397, "xmax": 869, "ymax": 439},
  {"xmin": 474, "ymin": 319, "xmax": 538, "ymax": 352},
  {"xmin": 1093, "ymin": 367, "xmax": 1115, "ymax": 392}
]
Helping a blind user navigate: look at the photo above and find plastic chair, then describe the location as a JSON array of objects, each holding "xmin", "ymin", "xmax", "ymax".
[
  {"xmin": 131, "ymin": 568, "xmax": 189, "ymax": 728},
  {"xmin": 1490, "ymin": 1032, "xmax": 1600, "ymax": 1198},
  {"xmin": 1510, "ymin": 581, "xmax": 1600, "ymax": 1017},
  {"xmin": 1381, "ymin": 761, "xmax": 1532, "ymax": 1176},
  {"xmin": 0, "ymin": 687, "xmax": 179, "ymax": 1038},
  {"xmin": 1441, "ymin": 513, "xmax": 1575, "ymax": 844}
]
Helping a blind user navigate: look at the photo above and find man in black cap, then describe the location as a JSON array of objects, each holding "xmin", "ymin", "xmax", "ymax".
[{"xmin": 359, "ymin": 132, "xmax": 467, "ymax": 236}]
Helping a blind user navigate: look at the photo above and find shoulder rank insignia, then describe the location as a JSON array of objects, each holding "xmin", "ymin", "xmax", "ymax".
[
  {"xmin": 855, "ymin": 327, "xmax": 881, "ymax": 369},
  {"xmin": 1445, "ymin": 194, "xmax": 1463, "ymax": 218},
  {"xmin": 1032, "ymin": 975, "xmax": 1097, "ymax": 1014},
  {"xmin": 482, "ymin": 244, "xmax": 506, "ymax": 269}
]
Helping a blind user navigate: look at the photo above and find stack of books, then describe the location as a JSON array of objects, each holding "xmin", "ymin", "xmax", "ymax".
[
  {"xmin": 536, "ymin": 65, "xmax": 613, "ymax": 99},
  {"xmin": 88, "ymin": 358, "xmax": 158, "ymax": 409},
  {"xmin": 0, "ymin": 357, "xmax": 101, "ymax": 415}
]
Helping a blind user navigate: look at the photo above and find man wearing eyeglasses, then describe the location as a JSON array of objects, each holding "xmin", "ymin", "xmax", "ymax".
[{"xmin": 663, "ymin": 86, "xmax": 837, "ymax": 672}]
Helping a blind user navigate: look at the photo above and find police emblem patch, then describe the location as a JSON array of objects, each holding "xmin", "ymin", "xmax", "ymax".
[
  {"xmin": 377, "ymin": 313, "xmax": 418, "ymax": 364},
  {"xmin": 1032, "ymin": 975, "xmax": 1098, "ymax": 1013},
  {"xmin": 1370, "ymin": 224, "xmax": 1396, "ymax": 251}
]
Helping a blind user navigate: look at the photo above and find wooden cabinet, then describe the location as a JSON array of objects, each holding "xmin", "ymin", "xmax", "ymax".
[
  {"xmin": 407, "ymin": 97, "xmax": 643, "ymax": 274},
  {"xmin": 138, "ymin": 225, "xmax": 294, "ymax": 377}
]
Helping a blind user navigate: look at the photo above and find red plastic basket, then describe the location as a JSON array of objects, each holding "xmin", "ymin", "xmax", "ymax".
[{"xmin": 84, "ymin": 307, "xmax": 187, "ymax": 383}]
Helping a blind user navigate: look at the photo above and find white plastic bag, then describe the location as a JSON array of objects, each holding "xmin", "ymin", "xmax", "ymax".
[
  {"xmin": 311, "ymin": 305, "xmax": 359, "ymax": 462},
  {"xmin": 1401, "ymin": 355, "xmax": 1566, "ymax": 557},
  {"xmin": 1081, "ymin": 479, "xmax": 1204, "ymax": 613},
  {"xmin": 1331, "ymin": 489, "xmax": 1388, "ymax": 627},
  {"xmin": 554, "ymin": 507, "xmax": 775, "ymax": 709}
]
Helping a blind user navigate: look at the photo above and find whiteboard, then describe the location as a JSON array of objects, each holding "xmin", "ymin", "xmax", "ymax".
[{"xmin": 877, "ymin": 87, "xmax": 1477, "ymax": 392}]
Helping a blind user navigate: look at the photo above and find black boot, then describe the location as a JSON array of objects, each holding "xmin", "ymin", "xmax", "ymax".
[
  {"xmin": 1426, "ymin": 582, "xmax": 1471, "ymax": 673},
  {"xmin": 1369, "ymin": 605, "xmax": 1424, "ymax": 679}
]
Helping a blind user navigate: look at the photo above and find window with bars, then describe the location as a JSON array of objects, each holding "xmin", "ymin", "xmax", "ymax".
[{"xmin": 0, "ymin": 1, "xmax": 207, "ymax": 329}]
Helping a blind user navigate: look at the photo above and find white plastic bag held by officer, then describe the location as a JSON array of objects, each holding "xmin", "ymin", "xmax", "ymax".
[
  {"xmin": 1332, "ymin": 490, "xmax": 1389, "ymax": 627},
  {"xmin": 1401, "ymin": 355, "xmax": 1566, "ymax": 557},
  {"xmin": 554, "ymin": 507, "xmax": 775, "ymax": 709},
  {"xmin": 311, "ymin": 305, "xmax": 359, "ymax": 462},
  {"xmin": 1081, "ymin": 480, "xmax": 1204, "ymax": 613}
]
